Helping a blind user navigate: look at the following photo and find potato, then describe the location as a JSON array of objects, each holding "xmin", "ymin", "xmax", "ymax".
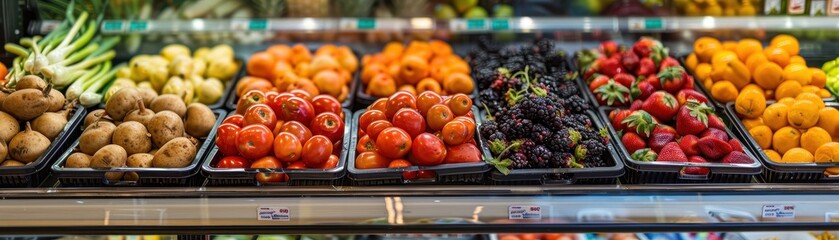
[
  {"xmin": 112, "ymin": 121, "xmax": 152, "ymax": 155},
  {"xmin": 3, "ymin": 87, "xmax": 50, "ymax": 121},
  {"xmin": 65, "ymin": 152, "xmax": 92, "ymax": 168},
  {"xmin": 105, "ymin": 88, "xmax": 141, "ymax": 121},
  {"xmin": 79, "ymin": 121, "xmax": 116, "ymax": 155},
  {"xmin": 83, "ymin": 109, "xmax": 110, "ymax": 129},
  {"xmin": 127, "ymin": 153, "xmax": 154, "ymax": 168},
  {"xmin": 8, "ymin": 123, "xmax": 50, "ymax": 163},
  {"xmin": 124, "ymin": 100, "xmax": 154, "ymax": 126},
  {"xmin": 0, "ymin": 141, "xmax": 7, "ymax": 163},
  {"xmin": 0, "ymin": 111, "xmax": 20, "ymax": 143},
  {"xmin": 185, "ymin": 103, "xmax": 216, "ymax": 138},
  {"xmin": 152, "ymin": 137, "xmax": 197, "ymax": 168},
  {"xmin": 138, "ymin": 88, "xmax": 158, "ymax": 108},
  {"xmin": 32, "ymin": 106, "xmax": 72, "ymax": 141},
  {"xmin": 90, "ymin": 144, "xmax": 127, "ymax": 168},
  {"xmin": 148, "ymin": 111, "xmax": 184, "ymax": 147},
  {"xmin": 0, "ymin": 160, "xmax": 24, "ymax": 167},
  {"xmin": 46, "ymin": 89, "xmax": 65, "ymax": 112},
  {"xmin": 104, "ymin": 171, "xmax": 125, "ymax": 182},
  {"xmin": 150, "ymin": 94, "xmax": 186, "ymax": 118},
  {"xmin": 16, "ymin": 75, "xmax": 47, "ymax": 90},
  {"xmin": 0, "ymin": 91, "xmax": 8, "ymax": 112}
]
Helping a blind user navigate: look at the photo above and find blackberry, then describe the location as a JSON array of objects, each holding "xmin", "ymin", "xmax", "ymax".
[
  {"xmin": 582, "ymin": 139, "xmax": 607, "ymax": 160},
  {"xmin": 527, "ymin": 123, "xmax": 552, "ymax": 143},
  {"xmin": 480, "ymin": 121, "xmax": 498, "ymax": 137},
  {"xmin": 488, "ymin": 132, "xmax": 507, "ymax": 143},
  {"xmin": 549, "ymin": 128, "xmax": 581, "ymax": 152},
  {"xmin": 560, "ymin": 95, "xmax": 590, "ymax": 113},
  {"xmin": 570, "ymin": 113, "xmax": 594, "ymax": 128},
  {"xmin": 509, "ymin": 151, "xmax": 529, "ymax": 169},
  {"xmin": 518, "ymin": 96, "xmax": 559, "ymax": 122},
  {"xmin": 551, "ymin": 152, "xmax": 575, "ymax": 168},
  {"xmin": 500, "ymin": 118, "xmax": 532, "ymax": 139},
  {"xmin": 525, "ymin": 144, "xmax": 552, "ymax": 168}
]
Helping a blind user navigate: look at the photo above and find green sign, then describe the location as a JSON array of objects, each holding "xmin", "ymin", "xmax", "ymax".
[
  {"xmin": 645, "ymin": 18, "xmax": 663, "ymax": 30},
  {"xmin": 128, "ymin": 21, "xmax": 148, "ymax": 32},
  {"xmin": 249, "ymin": 19, "xmax": 268, "ymax": 30},
  {"xmin": 357, "ymin": 18, "xmax": 376, "ymax": 30},
  {"xmin": 491, "ymin": 19, "xmax": 510, "ymax": 30},
  {"xmin": 102, "ymin": 21, "xmax": 124, "ymax": 32},
  {"xmin": 466, "ymin": 19, "xmax": 486, "ymax": 30}
]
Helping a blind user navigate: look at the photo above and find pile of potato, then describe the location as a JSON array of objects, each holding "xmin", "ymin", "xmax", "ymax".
[
  {"xmin": 0, "ymin": 75, "xmax": 74, "ymax": 167},
  {"xmin": 64, "ymin": 87, "xmax": 217, "ymax": 182}
]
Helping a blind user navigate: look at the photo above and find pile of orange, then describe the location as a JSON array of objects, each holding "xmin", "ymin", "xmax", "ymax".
[
  {"xmin": 686, "ymin": 34, "xmax": 830, "ymax": 104},
  {"xmin": 238, "ymin": 44, "xmax": 358, "ymax": 102},
  {"xmin": 361, "ymin": 40, "xmax": 474, "ymax": 97}
]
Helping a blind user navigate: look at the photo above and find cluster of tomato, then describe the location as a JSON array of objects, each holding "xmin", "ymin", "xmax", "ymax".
[
  {"xmin": 355, "ymin": 91, "xmax": 482, "ymax": 179},
  {"xmin": 215, "ymin": 89, "xmax": 345, "ymax": 183}
]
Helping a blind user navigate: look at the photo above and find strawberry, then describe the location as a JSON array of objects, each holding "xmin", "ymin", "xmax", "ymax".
[
  {"xmin": 630, "ymin": 99, "xmax": 643, "ymax": 111},
  {"xmin": 609, "ymin": 109, "xmax": 633, "ymax": 132},
  {"xmin": 658, "ymin": 66, "xmax": 689, "ymax": 93},
  {"xmin": 589, "ymin": 75, "xmax": 610, "ymax": 92},
  {"xmin": 600, "ymin": 40, "xmax": 620, "ymax": 57},
  {"xmin": 676, "ymin": 99, "xmax": 715, "ymax": 136},
  {"xmin": 621, "ymin": 50, "xmax": 640, "ymax": 71},
  {"xmin": 576, "ymin": 49, "xmax": 603, "ymax": 69},
  {"xmin": 701, "ymin": 128, "xmax": 729, "ymax": 141},
  {"xmin": 722, "ymin": 151, "xmax": 754, "ymax": 164},
  {"xmin": 641, "ymin": 91, "xmax": 680, "ymax": 122},
  {"xmin": 676, "ymin": 89, "xmax": 709, "ymax": 106},
  {"xmin": 729, "ymin": 139, "xmax": 744, "ymax": 153},
  {"xmin": 621, "ymin": 110, "xmax": 658, "ymax": 138},
  {"xmin": 698, "ymin": 136, "xmax": 733, "ymax": 160},
  {"xmin": 647, "ymin": 125, "xmax": 678, "ymax": 152},
  {"xmin": 593, "ymin": 79, "xmax": 630, "ymax": 106},
  {"xmin": 683, "ymin": 156, "xmax": 711, "ymax": 175},
  {"xmin": 630, "ymin": 148, "xmax": 657, "ymax": 162},
  {"xmin": 600, "ymin": 57, "xmax": 624, "ymax": 77},
  {"xmin": 682, "ymin": 75, "xmax": 695, "ymax": 90},
  {"xmin": 657, "ymin": 142, "xmax": 688, "ymax": 162},
  {"xmin": 644, "ymin": 74, "xmax": 662, "ymax": 91},
  {"xmin": 658, "ymin": 57, "xmax": 680, "ymax": 71},
  {"xmin": 633, "ymin": 79, "xmax": 656, "ymax": 101},
  {"xmin": 622, "ymin": 132, "xmax": 647, "ymax": 153},
  {"xmin": 708, "ymin": 113, "xmax": 726, "ymax": 130},
  {"xmin": 678, "ymin": 135, "xmax": 701, "ymax": 156},
  {"xmin": 583, "ymin": 57, "xmax": 606, "ymax": 80},
  {"xmin": 636, "ymin": 58, "xmax": 656, "ymax": 76},
  {"xmin": 613, "ymin": 73, "xmax": 635, "ymax": 88},
  {"xmin": 632, "ymin": 37, "xmax": 662, "ymax": 58}
]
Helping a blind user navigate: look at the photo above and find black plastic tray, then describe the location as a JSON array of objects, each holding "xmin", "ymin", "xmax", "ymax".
[
  {"xmin": 598, "ymin": 106, "xmax": 763, "ymax": 184},
  {"xmin": 50, "ymin": 109, "xmax": 226, "ymax": 187},
  {"xmin": 724, "ymin": 102, "xmax": 839, "ymax": 183},
  {"xmin": 0, "ymin": 106, "xmax": 86, "ymax": 187},
  {"xmin": 347, "ymin": 107, "xmax": 490, "ymax": 185},
  {"xmin": 225, "ymin": 46, "xmax": 360, "ymax": 111},
  {"xmin": 480, "ymin": 110, "xmax": 625, "ymax": 185},
  {"xmin": 201, "ymin": 109, "xmax": 351, "ymax": 186}
]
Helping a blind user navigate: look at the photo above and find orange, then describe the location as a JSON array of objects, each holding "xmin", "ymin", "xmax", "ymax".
[
  {"xmin": 290, "ymin": 44, "xmax": 312, "ymax": 65},
  {"xmin": 312, "ymin": 70, "xmax": 342, "ymax": 97},
  {"xmin": 811, "ymin": 68, "xmax": 827, "ymax": 88},
  {"xmin": 398, "ymin": 85, "xmax": 417, "ymax": 96},
  {"xmin": 271, "ymin": 61, "xmax": 293, "ymax": 80},
  {"xmin": 314, "ymin": 44, "xmax": 340, "ymax": 58},
  {"xmin": 686, "ymin": 53, "xmax": 699, "ymax": 70},
  {"xmin": 787, "ymin": 100, "xmax": 820, "ymax": 129},
  {"xmin": 796, "ymin": 92, "xmax": 826, "ymax": 109},
  {"xmin": 247, "ymin": 51, "xmax": 277, "ymax": 79},
  {"xmin": 745, "ymin": 53, "xmax": 769, "ymax": 73},
  {"xmin": 337, "ymin": 68, "xmax": 352, "ymax": 85},
  {"xmin": 789, "ymin": 56, "xmax": 806, "ymax": 65},
  {"xmin": 764, "ymin": 150, "xmax": 783, "ymax": 162},
  {"xmin": 274, "ymin": 71, "xmax": 298, "ymax": 91},
  {"xmin": 820, "ymin": 89, "xmax": 833, "ymax": 98},
  {"xmin": 710, "ymin": 81, "xmax": 739, "ymax": 103},
  {"xmin": 817, "ymin": 107, "xmax": 839, "ymax": 137},
  {"xmin": 779, "ymin": 97, "xmax": 796, "ymax": 106},
  {"xmin": 429, "ymin": 40, "xmax": 453, "ymax": 58},
  {"xmin": 781, "ymin": 147, "xmax": 813, "ymax": 163},
  {"xmin": 447, "ymin": 57, "xmax": 471, "ymax": 74},
  {"xmin": 775, "ymin": 80, "xmax": 803, "ymax": 99},
  {"xmin": 800, "ymin": 127, "xmax": 832, "ymax": 154},
  {"xmin": 711, "ymin": 50, "xmax": 738, "ymax": 69},
  {"xmin": 367, "ymin": 74, "xmax": 397, "ymax": 97},
  {"xmin": 361, "ymin": 63, "xmax": 387, "ymax": 84},
  {"xmin": 763, "ymin": 103, "xmax": 790, "ymax": 131},
  {"xmin": 814, "ymin": 142, "xmax": 839, "ymax": 163},
  {"xmin": 722, "ymin": 41, "xmax": 738, "ymax": 52},
  {"xmin": 382, "ymin": 42, "xmax": 405, "ymax": 61},
  {"xmin": 704, "ymin": 78, "xmax": 714, "ymax": 90},
  {"xmin": 764, "ymin": 46, "xmax": 791, "ymax": 67},
  {"xmin": 267, "ymin": 45, "xmax": 292, "ymax": 63},
  {"xmin": 399, "ymin": 55, "xmax": 429, "ymax": 84},
  {"xmin": 416, "ymin": 78, "xmax": 442, "ymax": 94},
  {"xmin": 773, "ymin": 127, "xmax": 802, "ymax": 154},
  {"xmin": 753, "ymin": 62, "xmax": 784, "ymax": 90},
  {"xmin": 337, "ymin": 46, "xmax": 358, "ymax": 73},
  {"xmin": 735, "ymin": 89, "xmax": 766, "ymax": 118},
  {"xmin": 695, "ymin": 63, "xmax": 713, "ymax": 81},
  {"xmin": 802, "ymin": 85, "xmax": 822, "ymax": 95},
  {"xmin": 750, "ymin": 125, "xmax": 774, "ymax": 149},
  {"xmin": 405, "ymin": 41, "xmax": 433, "ymax": 60},
  {"xmin": 443, "ymin": 72, "xmax": 475, "ymax": 95},
  {"xmin": 310, "ymin": 55, "xmax": 342, "ymax": 73},
  {"xmin": 783, "ymin": 63, "xmax": 812, "ymax": 86},
  {"xmin": 770, "ymin": 34, "xmax": 800, "ymax": 56},
  {"xmin": 288, "ymin": 78, "xmax": 320, "ymax": 97},
  {"xmin": 736, "ymin": 39, "xmax": 763, "ymax": 61},
  {"xmin": 742, "ymin": 117, "xmax": 765, "ymax": 130},
  {"xmin": 694, "ymin": 37, "xmax": 723, "ymax": 63}
]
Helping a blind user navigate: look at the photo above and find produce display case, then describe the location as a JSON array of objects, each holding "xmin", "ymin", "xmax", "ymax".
[{"xmin": 5, "ymin": 0, "xmax": 839, "ymax": 239}]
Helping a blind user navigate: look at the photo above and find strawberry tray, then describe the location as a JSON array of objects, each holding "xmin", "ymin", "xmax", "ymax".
[
  {"xmin": 201, "ymin": 109, "xmax": 350, "ymax": 186},
  {"xmin": 597, "ymin": 106, "xmax": 763, "ymax": 184},
  {"xmin": 479, "ymin": 110, "xmax": 625, "ymax": 185},
  {"xmin": 724, "ymin": 102, "xmax": 839, "ymax": 183},
  {"xmin": 346, "ymin": 107, "xmax": 490, "ymax": 185}
]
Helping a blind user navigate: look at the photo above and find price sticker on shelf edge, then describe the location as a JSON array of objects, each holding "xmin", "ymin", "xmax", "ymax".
[
  {"xmin": 128, "ymin": 21, "xmax": 149, "ymax": 32},
  {"xmin": 232, "ymin": 19, "xmax": 269, "ymax": 31},
  {"xmin": 628, "ymin": 18, "xmax": 664, "ymax": 31},
  {"xmin": 257, "ymin": 206, "xmax": 290, "ymax": 221},
  {"xmin": 509, "ymin": 205, "xmax": 542, "ymax": 220},
  {"xmin": 762, "ymin": 204, "xmax": 795, "ymax": 219},
  {"xmin": 102, "ymin": 21, "xmax": 126, "ymax": 33}
]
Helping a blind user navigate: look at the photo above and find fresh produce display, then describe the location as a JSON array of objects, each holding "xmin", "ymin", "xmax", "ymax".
[
  {"xmin": 433, "ymin": 0, "xmax": 514, "ymax": 19},
  {"xmin": 354, "ymin": 92, "xmax": 481, "ymax": 172},
  {"xmin": 734, "ymin": 89, "xmax": 839, "ymax": 163},
  {"xmin": 106, "ymin": 44, "xmax": 238, "ymax": 107},
  {"xmin": 685, "ymin": 35, "xmax": 830, "ymax": 103},
  {"xmin": 0, "ymin": 75, "xmax": 77, "ymax": 167},
  {"xmin": 673, "ymin": 0, "xmax": 759, "ymax": 16},
  {"xmin": 237, "ymin": 44, "xmax": 357, "ymax": 104},
  {"xmin": 472, "ymin": 39, "xmax": 610, "ymax": 173},
  {"xmin": 61, "ymin": 88, "xmax": 217, "ymax": 182},
  {"xmin": 360, "ymin": 40, "xmax": 474, "ymax": 98},
  {"xmin": 215, "ymin": 90, "xmax": 345, "ymax": 183},
  {"xmin": 577, "ymin": 38, "xmax": 700, "ymax": 107}
]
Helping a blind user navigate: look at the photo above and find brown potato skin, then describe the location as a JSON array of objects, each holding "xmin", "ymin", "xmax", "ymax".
[
  {"xmin": 112, "ymin": 121, "xmax": 152, "ymax": 155},
  {"xmin": 152, "ymin": 137, "xmax": 196, "ymax": 168},
  {"xmin": 148, "ymin": 111, "xmax": 184, "ymax": 147},
  {"xmin": 185, "ymin": 103, "xmax": 216, "ymax": 138}
]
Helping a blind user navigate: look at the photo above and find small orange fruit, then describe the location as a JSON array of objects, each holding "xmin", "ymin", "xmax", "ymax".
[
  {"xmin": 694, "ymin": 37, "xmax": 723, "ymax": 63},
  {"xmin": 811, "ymin": 68, "xmax": 827, "ymax": 88},
  {"xmin": 736, "ymin": 39, "xmax": 763, "ymax": 61},
  {"xmin": 770, "ymin": 34, "xmax": 800, "ymax": 56},
  {"xmin": 783, "ymin": 63, "xmax": 813, "ymax": 86},
  {"xmin": 399, "ymin": 55, "xmax": 429, "ymax": 85},
  {"xmin": 764, "ymin": 46, "xmax": 791, "ymax": 67}
]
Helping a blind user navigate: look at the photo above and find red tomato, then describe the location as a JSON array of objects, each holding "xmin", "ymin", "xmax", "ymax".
[
  {"xmin": 273, "ymin": 132, "xmax": 302, "ymax": 162},
  {"xmin": 236, "ymin": 90, "xmax": 266, "ymax": 114},
  {"xmin": 287, "ymin": 161, "xmax": 307, "ymax": 169},
  {"xmin": 222, "ymin": 114, "xmax": 245, "ymax": 127},
  {"xmin": 268, "ymin": 92, "xmax": 295, "ymax": 115},
  {"xmin": 271, "ymin": 120, "xmax": 286, "ymax": 136},
  {"xmin": 302, "ymin": 135, "xmax": 333, "ymax": 167},
  {"xmin": 366, "ymin": 120, "xmax": 393, "ymax": 140},
  {"xmin": 444, "ymin": 143, "xmax": 481, "ymax": 163},
  {"xmin": 279, "ymin": 121, "xmax": 313, "ymax": 144},
  {"xmin": 441, "ymin": 120, "xmax": 469, "ymax": 145},
  {"xmin": 243, "ymin": 104, "xmax": 278, "ymax": 128},
  {"xmin": 321, "ymin": 155, "xmax": 340, "ymax": 169},
  {"xmin": 402, "ymin": 171, "xmax": 418, "ymax": 180},
  {"xmin": 311, "ymin": 95, "xmax": 343, "ymax": 116},
  {"xmin": 310, "ymin": 112, "xmax": 344, "ymax": 143},
  {"xmin": 280, "ymin": 96, "xmax": 315, "ymax": 124},
  {"xmin": 367, "ymin": 98, "xmax": 388, "ymax": 112},
  {"xmin": 426, "ymin": 104, "xmax": 454, "ymax": 131},
  {"xmin": 448, "ymin": 94, "xmax": 472, "ymax": 116},
  {"xmin": 217, "ymin": 156, "xmax": 249, "ymax": 168},
  {"xmin": 355, "ymin": 152, "xmax": 390, "ymax": 169},
  {"xmin": 411, "ymin": 133, "xmax": 447, "ymax": 166},
  {"xmin": 385, "ymin": 91, "xmax": 417, "ymax": 119},
  {"xmin": 264, "ymin": 91, "xmax": 280, "ymax": 106},
  {"xmin": 453, "ymin": 116, "xmax": 476, "ymax": 138},
  {"xmin": 237, "ymin": 124, "xmax": 274, "ymax": 159},
  {"xmin": 289, "ymin": 89, "xmax": 312, "ymax": 101},
  {"xmin": 358, "ymin": 110, "xmax": 387, "ymax": 133},
  {"xmin": 388, "ymin": 159, "xmax": 412, "ymax": 168},
  {"xmin": 375, "ymin": 127, "xmax": 412, "ymax": 159},
  {"xmin": 251, "ymin": 156, "xmax": 284, "ymax": 183},
  {"xmin": 417, "ymin": 170, "xmax": 436, "ymax": 179},
  {"xmin": 391, "ymin": 108, "xmax": 426, "ymax": 138},
  {"xmin": 356, "ymin": 135, "xmax": 376, "ymax": 153},
  {"xmin": 215, "ymin": 123, "xmax": 241, "ymax": 156},
  {"xmin": 416, "ymin": 91, "xmax": 443, "ymax": 117}
]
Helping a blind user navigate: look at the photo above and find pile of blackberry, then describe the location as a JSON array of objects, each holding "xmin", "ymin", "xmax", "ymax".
[{"xmin": 472, "ymin": 39, "xmax": 608, "ymax": 171}]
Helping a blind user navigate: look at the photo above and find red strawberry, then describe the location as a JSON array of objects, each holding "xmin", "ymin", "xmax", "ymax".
[
  {"xmin": 658, "ymin": 142, "xmax": 688, "ymax": 162},
  {"xmin": 698, "ymin": 136, "xmax": 733, "ymax": 160},
  {"xmin": 630, "ymin": 99, "xmax": 643, "ymax": 111},
  {"xmin": 682, "ymin": 75, "xmax": 695, "ymax": 90},
  {"xmin": 583, "ymin": 65, "xmax": 599, "ymax": 80},
  {"xmin": 641, "ymin": 91, "xmax": 680, "ymax": 122},
  {"xmin": 722, "ymin": 151, "xmax": 753, "ymax": 164},
  {"xmin": 621, "ymin": 110, "xmax": 658, "ymax": 138},
  {"xmin": 644, "ymin": 74, "xmax": 662, "ymax": 91},
  {"xmin": 600, "ymin": 40, "xmax": 620, "ymax": 57},
  {"xmin": 601, "ymin": 57, "xmax": 624, "ymax": 77},
  {"xmin": 729, "ymin": 139, "xmax": 744, "ymax": 152},
  {"xmin": 676, "ymin": 99, "xmax": 715, "ymax": 136},
  {"xmin": 636, "ymin": 58, "xmax": 656, "ymax": 76},
  {"xmin": 683, "ymin": 156, "xmax": 711, "ymax": 175},
  {"xmin": 676, "ymin": 89, "xmax": 709, "ymax": 106},
  {"xmin": 701, "ymin": 128, "xmax": 729, "ymax": 141},
  {"xmin": 622, "ymin": 132, "xmax": 647, "ymax": 153},
  {"xmin": 609, "ymin": 109, "xmax": 633, "ymax": 132},
  {"xmin": 588, "ymin": 75, "xmax": 610, "ymax": 92},
  {"xmin": 708, "ymin": 113, "xmax": 726, "ymax": 130},
  {"xmin": 613, "ymin": 73, "xmax": 635, "ymax": 88},
  {"xmin": 678, "ymin": 135, "xmax": 701, "ymax": 156},
  {"xmin": 632, "ymin": 37, "xmax": 662, "ymax": 58},
  {"xmin": 658, "ymin": 67, "xmax": 689, "ymax": 93},
  {"xmin": 621, "ymin": 50, "xmax": 640, "ymax": 71},
  {"xmin": 658, "ymin": 57, "xmax": 680, "ymax": 71},
  {"xmin": 594, "ymin": 79, "xmax": 630, "ymax": 106},
  {"xmin": 630, "ymin": 148, "xmax": 657, "ymax": 162},
  {"xmin": 634, "ymin": 80, "xmax": 656, "ymax": 101},
  {"xmin": 647, "ymin": 125, "xmax": 678, "ymax": 152}
]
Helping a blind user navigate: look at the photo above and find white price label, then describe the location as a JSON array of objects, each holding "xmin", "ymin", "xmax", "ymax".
[
  {"xmin": 509, "ymin": 205, "xmax": 542, "ymax": 220},
  {"xmin": 762, "ymin": 204, "xmax": 795, "ymax": 218},
  {"xmin": 257, "ymin": 206, "xmax": 290, "ymax": 221}
]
